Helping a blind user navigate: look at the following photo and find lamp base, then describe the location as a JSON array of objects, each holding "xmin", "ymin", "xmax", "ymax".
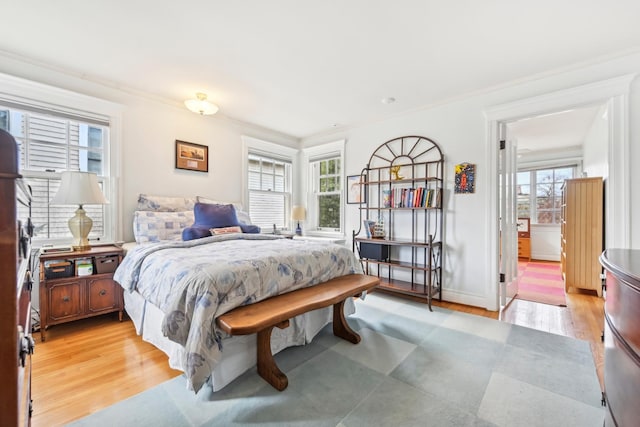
[
  {"xmin": 295, "ymin": 221, "xmax": 302, "ymax": 236},
  {"xmin": 69, "ymin": 205, "xmax": 93, "ymax": 251}
]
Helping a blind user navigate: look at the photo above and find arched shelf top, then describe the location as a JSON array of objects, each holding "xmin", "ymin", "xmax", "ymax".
[{"xmin": 366, "ymin": 135, "xmax": 443, "ymax": 170}]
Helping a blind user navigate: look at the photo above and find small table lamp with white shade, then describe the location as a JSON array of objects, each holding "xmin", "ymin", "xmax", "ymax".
[
  {"xmin": 291, "ymin": 205, "xmax": 306, "ymax": 236},
  {"xmin": 50, "ymin": 171, "xmax": 109, "ymax": 251}
]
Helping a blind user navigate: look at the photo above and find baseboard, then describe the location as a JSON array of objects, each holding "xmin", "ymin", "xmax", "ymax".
[{"xmin": 440, "ymin": 289, "xmax": 489, "ymax": 311}]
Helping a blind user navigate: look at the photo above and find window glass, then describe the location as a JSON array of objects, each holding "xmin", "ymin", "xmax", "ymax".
[
  {"xmin": 516, "ymin": 166, "xmax": 575, "ymax": 224},
  {"xmin": 314, "ymin": 157, "xmax": 341, "ymax": 230},
  {"xmin": 247, "ymin": 152, "xmax": 292, "ymax": 230},
  {"xmin": 1, "ymin": 106, "xmax": 109, "ymax": 241}
]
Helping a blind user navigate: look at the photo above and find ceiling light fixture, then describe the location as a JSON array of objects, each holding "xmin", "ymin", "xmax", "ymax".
[
  {"xmin": 184, "ymin": 92, "xmax": 219, "ymax": 115},
  {"xmin": 381, "ymin": 97, "xmax": 396, "ymax": 104}
]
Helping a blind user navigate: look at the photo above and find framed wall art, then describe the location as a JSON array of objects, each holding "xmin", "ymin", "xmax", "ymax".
[
  {"xmin": 454, "ymin": 162, "xmax": 476, "ymax": 193},
  {"xmin": 175, "ymin": 140, "xmax": 208, "ymax": 173},
  {"xmin": 347, "ymin": 174, "xmax": 367, "ymax": 204}
]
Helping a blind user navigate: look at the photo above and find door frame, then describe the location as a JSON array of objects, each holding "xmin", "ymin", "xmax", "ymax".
[{"xmin": 483, "ymin": 74, "xmax": 635, "ymax": 311}]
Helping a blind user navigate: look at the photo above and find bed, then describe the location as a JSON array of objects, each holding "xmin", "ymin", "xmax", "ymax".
[{"xmin": 115, "ymin": 195, "xmax": 363, "ymax": 393}]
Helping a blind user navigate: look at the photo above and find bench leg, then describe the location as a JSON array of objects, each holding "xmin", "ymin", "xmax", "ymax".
[
  {"xmin": 257, "ymin": 320, "xmax": 289, "ymax": 391},
  {"xmin": 333, "ymin": 300, "xmax": 361, "ymax": 344}
]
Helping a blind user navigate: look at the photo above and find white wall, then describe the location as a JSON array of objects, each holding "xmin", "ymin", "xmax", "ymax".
[
  {"xmin": 582, "ymin": 103, "xmax": 609, "ymax": 178},
  {"xmin": 530, "ymin": 224, "xmax": 561, "ymax": 261},
  {"xmin": 0, "ymin": 55, "xmax": 299, "ymax": 242},
  {"xmin": 303, "ymin": 52, "xmax": 640, "ymax": 309}
]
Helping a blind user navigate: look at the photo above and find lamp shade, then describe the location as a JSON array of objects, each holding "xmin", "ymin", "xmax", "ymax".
[
  {"xmin": 291, "ymin": 205, "xmax": 306, "ymax": 221},
  {"xmin": 184, "ymin": 92, "xmax": 219, "ymax": 115},
  {"xmin": 50, "ymin": 171, "xmax": 108, "ymax": 251},
  {"xmin": 50, "ymin": 171, "xmax": 109, "ymax": 206}
]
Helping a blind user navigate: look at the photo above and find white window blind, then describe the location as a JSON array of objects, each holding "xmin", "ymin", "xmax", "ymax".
[
  {"xmin": 1, "ymin": 106, "xmax": 110, "ymax": 241},
  {"xmin": 247, "ymin": 152, "xmax": 292, "ymax": 230}
]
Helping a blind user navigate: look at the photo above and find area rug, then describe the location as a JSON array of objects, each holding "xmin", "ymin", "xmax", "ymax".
[
  {"xmin": 516, "ymin": 260, "xmax": 567, "ymax": 306},
  {"xmin": 69, "ymin": 293, "xmax": 602, "ymax": 427}
]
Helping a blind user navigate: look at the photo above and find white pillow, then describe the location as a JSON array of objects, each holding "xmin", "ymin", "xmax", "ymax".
[
  {"xmin": 133, "ymin": 210, "xmax": 194, "ymax": 243},
  {"xmin": 196, "ymin": 196, "xmax": 252, "ymax": 224},
  {"xmin": 137, "ymin": 194, "xmax": 196, "ymax": 212}
]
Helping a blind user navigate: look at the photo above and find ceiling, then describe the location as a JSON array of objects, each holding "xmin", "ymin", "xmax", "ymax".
[
  {"xmin": 508, "ymin": 105, "xmax": 603, "ymax": 153},
  {"xmin": 2, "ymin": 1, "xmax": 640, "ymax": 139}
]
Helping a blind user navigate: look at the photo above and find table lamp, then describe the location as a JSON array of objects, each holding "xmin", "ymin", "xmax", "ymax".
[
  {"xmin": 50, "ymin": 171, "xmax": 109, "ymax": 250},
  {"xmin": 291, "ymin": 205, "xmax": 306, "ymax": 236}
]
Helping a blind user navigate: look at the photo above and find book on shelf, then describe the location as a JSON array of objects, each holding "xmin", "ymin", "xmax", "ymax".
[
  {"xmin": 363, "ymin": 220, "xmax": 376, "ymax": 238},
  {"xmin": 382, "ymin": 190, "xmax": 391, "ymax": 208},
  {"xmin": 433, "ymin": 188, "xmax": 442, "ymax": 208}
]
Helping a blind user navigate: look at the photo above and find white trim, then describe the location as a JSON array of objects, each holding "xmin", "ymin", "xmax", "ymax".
[{"xmin": 484, "ymin": 74, "xmax": 635, "ymax": 311}]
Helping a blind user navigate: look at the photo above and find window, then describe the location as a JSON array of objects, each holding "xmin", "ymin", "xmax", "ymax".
[
  {"xmin": 517, "ymin": 166, "xmax": 575, "ymax": 224},
  {"xmin": 247, "ymin": 152, "xmax": 292, "ymax": 230},
  {"xmin": 302, "ymin": 140, "xmax": 345, "ymax": 235},
  {"xmin": 1, "ymin": 106, "xmax": 110, "ymax": 242},
  {"xmin": 312, "ymin": 157, "xmax": 341, "ymax": 230}
]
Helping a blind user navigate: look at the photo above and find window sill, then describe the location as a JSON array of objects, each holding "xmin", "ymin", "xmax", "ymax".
[{"xmin": 292, "ymin": 235, "xmax": 346, "ymax": 245}]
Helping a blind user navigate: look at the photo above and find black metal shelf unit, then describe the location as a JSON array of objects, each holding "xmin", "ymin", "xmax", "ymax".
[{"xmin": 352, "ymin": 136, "xmax": 444, "ymax": 310}]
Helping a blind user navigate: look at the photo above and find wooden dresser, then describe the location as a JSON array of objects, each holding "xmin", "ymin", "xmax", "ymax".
[
  {"xmin": 517, "ymin": 237, "xmax": 531, "ymax": 261},
  {"xmin": 600, "ymin": 249, "xmax": 640, "ymax": 427},
  {"xmin": 561, "ymin": 177, "xmax": 603, "ymax": 296},
  {"xmin": 0, "ymin": 129, "xmax": 35, "ymax": 426}
]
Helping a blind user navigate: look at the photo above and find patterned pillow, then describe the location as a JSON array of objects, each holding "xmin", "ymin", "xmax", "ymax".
[
  {"xmin": 133, "ymin": 210, "xmax": 195, "ymax": 243},
  {"xmin": 137, "ymin": 194, "xmax": 196, "ymax": 212},
  {"xmin": 210, "ymin": 226, "xmax": 242, "ymax": 235}
]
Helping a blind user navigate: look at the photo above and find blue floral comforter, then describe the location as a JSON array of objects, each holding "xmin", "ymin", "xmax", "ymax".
[{"xmin": 114, "ymin": 234, "xmax": 363, "ymax": 392}]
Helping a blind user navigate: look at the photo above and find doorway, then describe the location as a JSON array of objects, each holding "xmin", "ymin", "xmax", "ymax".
[{"xmin": 484, "ymin": 74, "xmax": 633, "ymax": 312}]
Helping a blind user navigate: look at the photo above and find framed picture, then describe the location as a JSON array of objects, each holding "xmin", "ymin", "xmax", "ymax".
[
  {"xmin": 517, "ymin": 217, "xmax": 530, "ymax": 238},
  {"xmin": 454, "ymin": 162, "xmax": 476, "ymax": 193},
  {"xmin": 347, "ymin": 174, "xmax": 367, "ymax": 204},
  {"xmin": 175, "ymin": 140, "xmax": 208, "ymax": 172}
]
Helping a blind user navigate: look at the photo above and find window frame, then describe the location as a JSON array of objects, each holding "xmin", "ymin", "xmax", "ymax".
[
  {"xmin": 241, "ymin": 136, "xmax": 297, "ymax": 232},
  {"xmin": 302, "ymin": 140, "xmax": 345, "ymax": 237},
  {"xmin": 0, "ymin": 72, "xmax": 122, "ymax": 246},
  {"xmin": 517, "ymin": 164, "xmax": 577, "ymax": 225}
]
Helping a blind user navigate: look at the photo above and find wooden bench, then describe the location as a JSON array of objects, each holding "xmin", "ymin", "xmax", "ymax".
[{"xmin": 216, "ymin": 274, "xmax": 379, "ymax": 391}]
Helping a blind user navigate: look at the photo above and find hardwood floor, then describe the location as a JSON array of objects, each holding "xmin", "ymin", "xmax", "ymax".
[{"xmin": 30, "ymin": 291, "xmax": 604, "ymax": 427}]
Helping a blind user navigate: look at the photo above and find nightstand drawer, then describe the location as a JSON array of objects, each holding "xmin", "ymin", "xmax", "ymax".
[
  {"xmin": 87, "ymin": 277, "xmax": 120, "ymax": 313},
  {"xmin": 48, "ymin": 280, "xmax": 82, "ymax": 321}
]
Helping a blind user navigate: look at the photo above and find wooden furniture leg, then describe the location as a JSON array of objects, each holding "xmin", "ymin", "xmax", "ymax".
[
  {"xmin": 332, "ymin": 299, "xmax": 361, "ymax": 344},
  {"xmin": 257, "ymin": 320, "xmax": 290, "ymax": 391}
]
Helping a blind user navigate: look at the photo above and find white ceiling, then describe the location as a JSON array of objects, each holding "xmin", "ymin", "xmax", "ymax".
[
  {"xmin": 2, "ymin": 1, "xmax": 640, "ymax": 138},
  {"xmin": 508, "ymin": 105, "xmax": 603, "ymax": 152}
]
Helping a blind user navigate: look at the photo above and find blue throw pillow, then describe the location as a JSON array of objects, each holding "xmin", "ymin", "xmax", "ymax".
[
  {"xmin": 193, "ymin": 202, "xmax": 240, "ymax": 229},
  {"xmin": 182, "ymin": 226, "xmax": 212, "ymax": 241},
  {"xmin": 240, "ymin": 224, "xmax": 261, "ymax": 234}
]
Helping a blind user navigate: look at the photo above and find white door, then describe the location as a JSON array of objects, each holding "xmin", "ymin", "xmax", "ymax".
[{"xmin": 498, "ymin": 124, "xmax": 519, "ymax": 307}]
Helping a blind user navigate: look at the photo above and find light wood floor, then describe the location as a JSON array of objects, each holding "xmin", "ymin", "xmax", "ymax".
[{"xmin": 30, "ymin": 290, "xmax": 604, "ymax": 427}]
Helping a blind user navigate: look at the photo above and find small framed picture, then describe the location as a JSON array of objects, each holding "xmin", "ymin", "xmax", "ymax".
[
  {"xmin": 175, "ymin": 140, "xmax": 209, "ymax": 172},
  {"xmin": 347, "ymin": 174, "xmax": 367, "ymax": 204},
  {"xmin": 517, "ymin": 217, "xmax": 530, "ymax": 238}
]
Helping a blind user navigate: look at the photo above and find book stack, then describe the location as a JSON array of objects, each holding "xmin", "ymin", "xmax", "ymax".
[{"xmin": 388, "ymin": 187, "xmax": 441, "ymax": 208}]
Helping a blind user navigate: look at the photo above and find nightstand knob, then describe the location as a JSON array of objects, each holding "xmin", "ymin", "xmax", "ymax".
[
  {"xmin": 99, "ymin": 289, "xmax": 107, "ymax": 296},
  {"xmin": 62, "ymin": 296, "xmax": 70, "ymax": 302}
]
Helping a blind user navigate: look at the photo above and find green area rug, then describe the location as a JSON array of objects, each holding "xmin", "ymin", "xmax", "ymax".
[{"xmin": 69, "ymin": 293, "xmax": 604, "ymax": 426}]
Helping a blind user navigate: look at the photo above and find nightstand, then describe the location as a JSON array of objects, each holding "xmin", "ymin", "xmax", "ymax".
[{"xmin": 38, "ymin": 245, "xmax": 124, "ymax": 341}]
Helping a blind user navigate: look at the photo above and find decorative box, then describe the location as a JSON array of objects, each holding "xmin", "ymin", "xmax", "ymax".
[
  {"xmin": 95, "ymin": 255, "xmax": 119, "ymax": 274},
  {"xmin": 44, "ymin": 260, "xmax": 74, "ymax": 279}
]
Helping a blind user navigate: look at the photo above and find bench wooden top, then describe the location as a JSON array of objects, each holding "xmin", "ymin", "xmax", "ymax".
[{"xmin": 216, "ymin": 274, "xmax": 379, "ymax": 335}]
